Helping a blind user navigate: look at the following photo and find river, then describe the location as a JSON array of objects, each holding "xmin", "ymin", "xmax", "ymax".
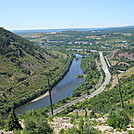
[{"xmin": 15, "ymin": 53, "xmax": 84, "ymax": 114}]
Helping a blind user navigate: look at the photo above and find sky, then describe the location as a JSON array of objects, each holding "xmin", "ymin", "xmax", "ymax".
[{"xmin": 0, "ymin": 0, "xmax": 134, "ymax": 30}]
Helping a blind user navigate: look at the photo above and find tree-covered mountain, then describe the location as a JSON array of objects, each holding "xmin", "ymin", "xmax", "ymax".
[{"xmin": 0, "ymin": 27, "xmax": 73, "ymax": 114}]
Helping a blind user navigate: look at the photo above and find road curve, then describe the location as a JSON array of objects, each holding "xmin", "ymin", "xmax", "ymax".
[
  {"xmin": 88, "ymin": 51, "xmax": 111, "ymax": 99},
  {"xmin": 49, "ymin": 51, "xmax": 111, "ymax": 115}
]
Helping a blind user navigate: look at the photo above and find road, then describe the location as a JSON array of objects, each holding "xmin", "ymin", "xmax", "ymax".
[
  {"xmin": 87, "ymin": 51, "xmax": 111, "ymax": 99},
  {"xmin": 48, "ymin": 51, "xmax": 111, "ymax": 115}
]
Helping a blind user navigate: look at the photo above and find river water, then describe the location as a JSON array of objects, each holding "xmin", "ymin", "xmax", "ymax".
[{"xmin": 15, "ymin": 54, "xmax": 84, "ymax": 114}]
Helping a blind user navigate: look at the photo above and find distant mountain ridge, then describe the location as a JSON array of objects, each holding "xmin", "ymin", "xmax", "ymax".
[
  {"xmin": 12, "ymin": 25, "xmax": 134, "ymax": 35},
  {"xmin": 12, "ymin": 28, "xmax": 104, "ymax": 35}
]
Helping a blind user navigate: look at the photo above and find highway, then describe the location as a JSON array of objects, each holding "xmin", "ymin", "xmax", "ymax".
[{"xmin": 48, "ymin": 51, "xmax": 111, "ymax": 115}]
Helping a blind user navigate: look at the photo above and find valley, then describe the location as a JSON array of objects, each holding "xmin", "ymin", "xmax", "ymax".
[{"xmin": 0, "ymin": 26, "xmax": 134, "ymax": 134}]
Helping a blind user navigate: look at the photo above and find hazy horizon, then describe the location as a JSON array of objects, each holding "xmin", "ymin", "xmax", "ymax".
[{"xmin": 11, "ymin": 25, "xmax": 134, "ymax": 31}]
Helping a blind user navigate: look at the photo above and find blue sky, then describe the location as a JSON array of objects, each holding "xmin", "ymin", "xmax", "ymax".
[{"xmin": 0, "ymin": 0, "xmax": 134, "ymax": 30}]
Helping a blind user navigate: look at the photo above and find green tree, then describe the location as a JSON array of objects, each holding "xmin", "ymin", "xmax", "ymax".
[
  {"xmin": 5, "ymin": 109, "xmax": 22, "ymax": 131},
  {"xmin": 107, "ymin": 108, "xmax": 130, "ymax": 130}
]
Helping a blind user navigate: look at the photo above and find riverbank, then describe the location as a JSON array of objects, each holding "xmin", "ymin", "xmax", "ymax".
[{"xmin": 31, "ymin": 91, "xmax": 49, "ymax": 103}]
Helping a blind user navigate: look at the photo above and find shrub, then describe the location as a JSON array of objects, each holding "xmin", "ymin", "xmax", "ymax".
[{"xmin": 107, "ymin": 108, "xmax": 130, "ymax": 130}]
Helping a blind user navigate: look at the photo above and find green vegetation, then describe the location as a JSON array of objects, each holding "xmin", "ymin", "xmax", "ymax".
[
  {"xmin": 77, "ymin": 75, "xmax": 84, "ymax": 78},
  {"xmin": 23, "ymin": 113, "xmax": 53, "ymax": 134},
  {"xmin": 5, "ymin": 109, "xmax": 53, "ymax": 134}
]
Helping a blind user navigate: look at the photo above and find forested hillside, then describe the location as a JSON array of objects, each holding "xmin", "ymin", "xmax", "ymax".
[{"xmin": 0, "ymin": 27, "xmax": 73, "ymax": 114}]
